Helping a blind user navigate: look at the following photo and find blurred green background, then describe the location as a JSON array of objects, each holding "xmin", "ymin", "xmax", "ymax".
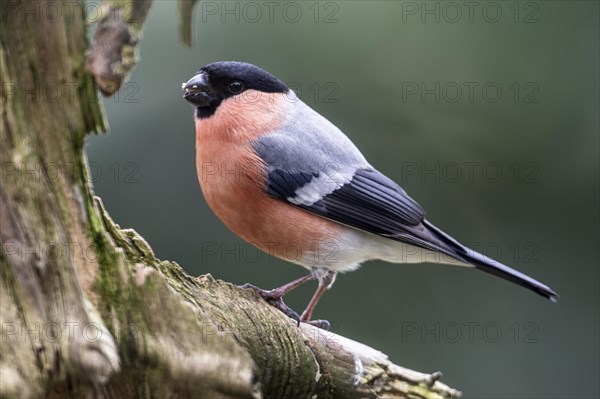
[{"xmin": 86, "ymin": 1, "xmax": 599, "ymax": 398}]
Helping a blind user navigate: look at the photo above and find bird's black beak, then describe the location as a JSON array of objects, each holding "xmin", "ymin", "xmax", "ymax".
[{"xmin": 182, "ymin": 72, "xmax": 213, "ymax": 107}]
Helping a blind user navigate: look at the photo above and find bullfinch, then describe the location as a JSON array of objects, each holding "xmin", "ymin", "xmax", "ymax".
[{"xmin": 182, "ymin": 61, "xmax": 557, "ymax": 328}]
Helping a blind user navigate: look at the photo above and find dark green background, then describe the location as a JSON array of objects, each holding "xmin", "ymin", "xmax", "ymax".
[{"xmin": 86, "ymin": 1, "xmax": 599, "ymax": 398}]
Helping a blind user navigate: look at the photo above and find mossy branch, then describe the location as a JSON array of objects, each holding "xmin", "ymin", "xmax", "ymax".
[{"xmin": 85, "ymin": 0, "xmax": 153, "ymax": 95}]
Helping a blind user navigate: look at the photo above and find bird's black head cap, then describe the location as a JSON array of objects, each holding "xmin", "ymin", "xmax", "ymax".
[{"xmin": 183, "ymin": 61, "xmax": 288, "ymax": 118}]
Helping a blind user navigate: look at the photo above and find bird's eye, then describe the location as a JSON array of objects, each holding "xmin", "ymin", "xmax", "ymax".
[{"xmin": 228, "ymin": 81, "xmax": 244, "ymax": 94}]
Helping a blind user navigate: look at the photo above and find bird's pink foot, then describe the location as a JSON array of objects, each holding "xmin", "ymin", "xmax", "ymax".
[
  {"xmin": 240, "ymin": 283, "xmax": 301, "ymax": 324},
  {"xmin": 303, "ymin": 319, "xmax": 331, "ymax": 330},
  {"xmin": 240, "ymin": 273, "xmax": 332, "ymax": 330}
]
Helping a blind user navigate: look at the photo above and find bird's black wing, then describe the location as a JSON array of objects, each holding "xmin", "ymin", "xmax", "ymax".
[
  {"xmin": 265, "ymin": 167, "xmax": 558, "ymax": 301},
  {"xmin": 267, "ymin": 167, "xmax": 466, "ymax": 261}
]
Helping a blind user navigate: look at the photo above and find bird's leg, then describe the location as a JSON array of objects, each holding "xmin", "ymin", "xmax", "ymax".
[
  {"xmin": 241, "ymin": 273, "xmax": 314, "ymax": 323},
  {"xmin": 300, "ymin": 269, "xmax": 337, "ymax": 330}
]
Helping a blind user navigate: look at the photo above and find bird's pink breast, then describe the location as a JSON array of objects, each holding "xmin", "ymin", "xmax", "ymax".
[{"xmin": 195, "ymin": 91, "xmax": 342, "ymax": 265}]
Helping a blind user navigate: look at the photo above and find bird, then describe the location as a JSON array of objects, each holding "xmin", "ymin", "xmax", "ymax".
[{"xmin": 182, "ymin": 61, "xmax": 557, "ymax": 329}]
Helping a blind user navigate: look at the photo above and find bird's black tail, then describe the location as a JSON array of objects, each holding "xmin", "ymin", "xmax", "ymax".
[
  {"xmin": 422, "ymin": 221, "xmax": 558, "ymax": 301},
  {"xmin": 461, "ymin": 247, "xmax": 558, "ymax": 301}
]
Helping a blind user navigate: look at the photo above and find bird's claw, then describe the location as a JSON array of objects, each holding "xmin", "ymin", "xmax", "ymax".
[
  {"xmin": 303, "ymin": 319, "xmax": 331, "ymax": 330},
  {"xmin": 241, "ymin": 283, "xmax": 331, "ymax": 329},
  {"xmin": 240, "ymin": 283, "xmax": 301, "ymax": 324}
]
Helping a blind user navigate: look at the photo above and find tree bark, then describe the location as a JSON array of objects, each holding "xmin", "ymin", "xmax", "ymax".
[{"xmin": 0, "ymin": 1, "xmax": 461, "ymax": 398}]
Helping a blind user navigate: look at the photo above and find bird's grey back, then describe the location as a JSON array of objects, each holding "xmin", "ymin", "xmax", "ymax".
[{"xmin": 253, "ymin": 91, "xmax": 370, "ymax": 175}]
